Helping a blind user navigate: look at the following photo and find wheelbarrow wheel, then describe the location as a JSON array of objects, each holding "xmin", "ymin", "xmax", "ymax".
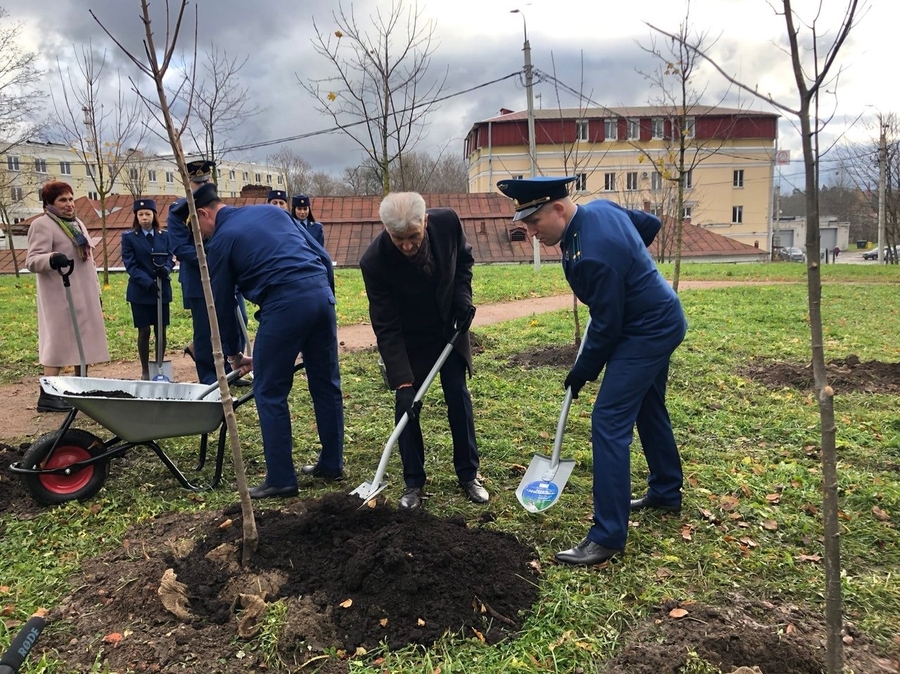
[{"xmin": 21, "ymin": 429, "xmax": 109, "ymax": 505}]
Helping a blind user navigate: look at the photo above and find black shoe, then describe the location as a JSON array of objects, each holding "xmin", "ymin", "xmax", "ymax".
[
  {"xmin": 460, "ymin": 478, "xmax": 489, "ymax": 504},
  {"xmin": 248, "ymin": 483, "xmax": 298, "ymax": 499},
  {"xmin": 629, "ymin": 494, "xmax": 682, "ymax": 514},
  {"xmin": 37, "ymin": 389, "xmax": 73, "ymax": 413},
  {"xmin": 300, "ymin": 464, "xmax": 344, "ymax": 481},
  {"xmin": 554, "ymin": 538, "xmax": 623, "ymax": 566},
  {"xmin": 398, "ymin": 487, "xmax": 426, "ymax": 510}
]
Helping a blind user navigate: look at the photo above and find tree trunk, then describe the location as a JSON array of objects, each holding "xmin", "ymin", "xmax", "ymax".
[{"xmin": 99, "ymin": 192, "xmax": 110, "ymax": 287}]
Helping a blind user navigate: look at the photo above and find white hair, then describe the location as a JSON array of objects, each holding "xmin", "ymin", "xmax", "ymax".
[{"xmin": 379, "ymin": 192, "xmax": 427, "ymax": 235}]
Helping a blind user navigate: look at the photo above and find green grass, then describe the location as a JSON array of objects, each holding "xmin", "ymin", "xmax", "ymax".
[{"xmin": 2, "ymin": 263, "xmax": 900, "ymax": 672}]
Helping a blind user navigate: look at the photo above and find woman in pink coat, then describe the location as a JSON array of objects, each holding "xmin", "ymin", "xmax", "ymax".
[{"xmin": 26, "ymin": 181, "xmax": 109, "ymax": 412}]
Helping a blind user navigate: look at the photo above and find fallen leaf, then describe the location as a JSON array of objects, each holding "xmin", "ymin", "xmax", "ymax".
[
  {"xmin": 3, "ymin": 620, "xmax": 22, "ymax": 630},
  {"xmin": 339, "ymin": 598, "xmax": 353, "ymax": 608},
  {"xmin": 872, "ymin": 506, "xmax": 890, "ymax": 522},
  {"xmin": 103, "ymin": 632, "xmax": 123, "ymax": 645},
  {"xmin": 699, "ymin": 508, "xmax": 719, "ymax": 522},
  {"xmin": 539, "ymin": 431, "xmax": 550, "ymax": 439},
  {"xmin": 669, "ymin": 608, "xmax": 688, "ymax": 618},
  {"xmin": 0, "ymin": 587, "xmax": 8, "ymax": 594},
  {"xmin": 796, "ymin": 554, "xmax": 822, "ymax": 563},
  {"xmin": 786, "ymin": 623, "xmax": 795, "ymax": 634},
  {"xmin": 471, "ymin": 627, "xmax": 485, "ymax": 643},
  {"xmin": 379, "ymin": 618, "xmax": 388, "ymax": 627},
  {"xmin": 720, "ymin": 495, "xmax": 739, "ymax": 511},
  {"xmin": 218, "ymin": 518, "xmax": 233, "ymax": 530},
  {"xmin": 354, "ymin": 646, "xmax": 367, "ymax": 656},
  {"xmin": 687, "ymin": 475, "xmax": 699, "ymax": 488},
  {"xmin": 739, "ymin": 537, "xmax": 758, "ymax": 548},
  {"xmin": 89, "ymin": 503, "xmax": 102, "ymax": 514},
  {"xmin": 0, "ymin": 606, "xmax": 13, "ymax": 617},
  {"xmin": 655, "ymin": 567, "xmax": 673, "ymax": 580},
  {"xmin": 765, "ymin": 493, "xmax": 781, "ymax": 504},
  {"xmin": 432, "ymin": 666, "xmax": 443, "ymax": 674},
  {"xmin": 762, "ymin": 520, "xmax": 778, "ymax": 531},
  {"xmin": 528, "ymin": 559, "xmax": 543, "ymax": 573},
  {"xmin": 417, "ymin": 618, "xmax": 426, "ymax": 626},
  {"xmin": 740, "ymin": 484, "xmax": 752, "ymax": 497},
  {"xmin": 680, "ymin": 525, "xmax": 692, "ymax": 541}
]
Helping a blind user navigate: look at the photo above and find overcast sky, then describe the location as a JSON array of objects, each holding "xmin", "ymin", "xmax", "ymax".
[{"xmin": 5, "ymin": 0, "xmax": 893, "ymax": 192}]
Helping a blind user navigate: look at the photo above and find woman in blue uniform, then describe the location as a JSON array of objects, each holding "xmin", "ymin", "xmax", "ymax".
[
  {"xmin": 291, "ymin": 194, "xmax": 325, "ymax": 248},
  {"xmin": 121, "ymin": 199, "xmax": 174, "ymax": 380}
]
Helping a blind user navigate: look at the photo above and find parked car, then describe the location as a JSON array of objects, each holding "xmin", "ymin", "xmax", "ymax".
[
  {"xmin": 862, "ymin": 248, "xmax": 881, "ymax": 260},
  {"xmin": 862, "ymin": 245, "xmax": 900, "ymax": 261},
  {"xmin": 778, "ymin": 246, "xmax": 806, "ymax": 262}
]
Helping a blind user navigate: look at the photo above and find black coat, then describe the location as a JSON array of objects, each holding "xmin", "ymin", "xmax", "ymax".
[{"xmin": 360, "ymin": 207, "xmax": 474, "ymax": 389}]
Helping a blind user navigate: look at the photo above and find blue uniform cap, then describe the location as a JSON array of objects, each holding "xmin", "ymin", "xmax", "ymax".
[
  {"xmin": 496, "ymin": 176, "xmax": 576, "ymax": 221},
  {"xmin": 267, "ymin": 189, "xmax": 287, "ymax": 202},
  {"xmin": 291, "ymin": 194, "xmax": 310, "ymax": 209},
  {"xmin": 133, "ymin": 198, "xmax": 157, "ymax": 213},
  {"xmin": 192, "ymin": 182, "xmax": 219, "ymax": 209},
  {"xmin": 186, "ymin": 159, "xmax": 215, "ymax": 183}
]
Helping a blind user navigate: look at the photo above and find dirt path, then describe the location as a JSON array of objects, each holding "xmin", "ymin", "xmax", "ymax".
[{"xmin": 0, "ymin": 281, "xmax": 778, "ymax": 441}]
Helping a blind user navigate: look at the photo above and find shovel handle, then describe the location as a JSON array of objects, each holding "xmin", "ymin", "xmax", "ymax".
[{"xmin": 546, "ymin": 318, "xmax": 592, "ymax": 472}]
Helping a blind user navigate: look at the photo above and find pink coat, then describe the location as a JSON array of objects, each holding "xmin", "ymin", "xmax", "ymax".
[{"xmin": 25, "ymin": 213, "xmax": 109, "ymax": 367}]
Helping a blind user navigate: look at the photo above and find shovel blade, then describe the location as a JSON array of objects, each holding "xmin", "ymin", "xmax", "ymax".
[
  {"xmin": 515, "ymin": 453, "xmax": 577, "ymax": 513},
  {"xmin": 149, "ymin": 360, "xmax": 174, "ymax": 382},
  {"xmin": 350, "ymin": 479, "xmax": 388, "ymax": 506}
]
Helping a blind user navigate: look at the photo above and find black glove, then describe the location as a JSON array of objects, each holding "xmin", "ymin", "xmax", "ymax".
[
  {"xmin": 396, "ymin": 386, "xmax": 422, "ymax": 421},
  {"xmin": 454, "ymin": 305, "xmax": 475, "ymax": 333},
  {"xmin": 49, "ymin": 253, "xmax": 71, "ymax": 270},
  {"xmin": 154, "ymin": 266, "xmax": 169, "ymax": 279},
  {"xmin": 564, "ymin": 369, "xmax": 587, "ymax": 399}
]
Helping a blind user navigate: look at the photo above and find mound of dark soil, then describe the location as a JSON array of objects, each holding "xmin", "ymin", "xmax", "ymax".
[
  {"xmin": 0, "ymin": 442, "xmax": 39, "ymax": 519},
  {"xmin": 39, "ymin": 494, "xmax": 539, "ymax": 673},
  {"xmin": 742, "ymin": 355, "xmax": 900, "ymax": 394},
  {"xmin": 509, "ymin": 344, "xmax": 579, "ymax": 369}
]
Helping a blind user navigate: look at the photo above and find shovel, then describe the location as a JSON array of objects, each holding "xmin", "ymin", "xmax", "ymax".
[
  {"xmin": 57, "ymin": 259, "xmax": 86, "ymax": 377},
  {"xmin": 351, "ymin": 307, "xmax": 475, "ymax": 505},
  {"xmin": 149, "ymin": 252, "xmax": 174, "ymax": 382},
  {"xmin": 516, "ymin": 318, "xmax": 592, "ymax": 513}
]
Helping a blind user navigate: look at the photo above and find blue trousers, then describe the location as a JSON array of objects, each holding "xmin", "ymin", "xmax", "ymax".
[
  {"xmin": 186, "ymin": 294, "xmax": 246, "ymax": 385},
  {"xmin": 396, "ymin": 346, "xmax": 479, "ymax": 488},
  {"xmin": 587, "ymin": 351, "xmax": 682, "ymax": 550},
  {"xmin": 254, "ymin": 281, "xmax": 344, "ymax": 488}
]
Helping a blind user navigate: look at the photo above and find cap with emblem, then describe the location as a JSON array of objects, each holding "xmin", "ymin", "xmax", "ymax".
[
  {"xmin": 133, "ymin": 198, "xmax": 157, "ymax": 213},
  {"xmin": 186, "ymin": 159, "xmax": 215, "ymax": 183},
  {"xmin": 267, "ymin": 189, "xmax": 287, "ymax": 203},
  {"xmin": 496, "ymin": 176, "xmax": 576, "ymax": 222},
  {"xmin": 291, "ymin": 194, "xmax": 310, "ymax": 209}
]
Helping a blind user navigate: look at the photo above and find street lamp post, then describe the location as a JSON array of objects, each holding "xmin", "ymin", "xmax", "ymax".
[{"xmin": 511, "ymin": 9, "xmax": 540, "ymax": 270}]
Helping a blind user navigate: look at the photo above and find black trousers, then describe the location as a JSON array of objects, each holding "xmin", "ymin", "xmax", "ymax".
[{"xmin": 395, "ymin": 346, "xmax": 479, "ymax": 488}]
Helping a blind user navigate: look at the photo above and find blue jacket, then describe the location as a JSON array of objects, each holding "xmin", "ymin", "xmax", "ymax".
[
  {"xmin": 167, "ymin": 197, "xmax": 205, "ymax": 301},
  {"xmin": 294, "ymin": 216, "xmax": 326, "ymax": 249},
  {"xmin": 121, "ymin": 229, "xmax": 175, "ymax": 305},
  {"xmin": 205, "ymin": 205, "xmax": 334, "ymax": 355},
  {"xmin": 562, "ymin": 200, "xmax": 687, "ymax": 381}
]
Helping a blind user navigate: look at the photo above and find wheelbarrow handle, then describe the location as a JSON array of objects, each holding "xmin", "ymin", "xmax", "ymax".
[
  {"xmin": 196, "ymin": 369, "xmax": 244, "ymax": 400},
  {"xmin": 0, "ymin": 615, "xmax": 47, "ymax": 674}
]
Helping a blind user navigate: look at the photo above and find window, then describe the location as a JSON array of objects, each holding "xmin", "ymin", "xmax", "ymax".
[
  {"xmin": 575, "ymin": 173, "xmax": 587, "ymax": 192},
  {"xmin": 511, "ymin": 174, "xmax": 523, "ymax": 180},
  {"xmin": 242, "ymin": 171, "xmax": 249, "ymax": 181},
  {"xmin": 627, "ymin": 118, "xmax": 640, "ymax": 140},
  {"xmin": 649, "ymin": 206, "xmax": 661, "ymax": 217},
  {"xmin": 255, "ymin": 172, "xmax": 261, "ymax": 183},
  {"xmin": 13, "ymin": 217, "xmax": 24, "ymax": 224},
  {"xmin": 576, "ymin": 120, "xmax": 589, "ymax": 142},
  {"xmin": 229, "ymin": 170, "xmax": 236, "ymax": 180},
  {"xmin": 651, "ymin": 118, "xmax": 664, "ymax": 139},
  {"xmin": 651, "ymin": 172, "xmax": 663, "ymax": 191},
  {"xmin": 733, "ymin": 169, "xmax": 744, "ymax": 188},
  {"xmin": 129, "ymin": 168, "xmax": 139, "ymax": 180},
  {"xmin": 682, "ymin": 206, "xmax": 692, "ymax": 220},
  {"xmin": 88, "ymin": 191, "xmax": 99, "ymax": 200},
  {"xmin": 626, "ymin": 172, "xmax": 639, "ymax": 191},
  {"xmin": 684, "ymin": 117, "xmax": 695, "ymax": 138},
  {"xmin": 683, "ymin": 170, "xmax": 693, "ymax": 189},
  {"xmin": 148, "ymin": 169, "xmax": 157, "ymax": 182},
  {"xmin": 86, "ymin": 164, "xmax": 94, "ymax": 177},
  {"xmin": 34, "ymin": 159, "xmax": 47, "ymax": 173},
  {"xmin": 6, "ymin": 156, "xmax": 19, "ymax": 171},
  {"xmin": 59, "ymin": 161, "xmax": 72, "ymax": 175},
  {"xmin": 266, "ymin": 173, "xmax": 272, "ymax": 184},
  {"xmin": 604, "ymin": 118, "xmax": 617, "ymax": 140},
  {"xmin": 732, "ymin": 205, "xmax": 744, "ymax": 224},
  {"xmin": 277, "ymin": 175, "xmax": 283, "ymax": 185},
  {"xmin": 10, "ymin": 186, "xmax": 23, "ymax": 200},
  {"xmin": 604, "ymin": 172, "xmax": 616, "ymax": 191},
  {"xmin": 166, "ymin": 171, "xmax": 174, "ymax": 183}
]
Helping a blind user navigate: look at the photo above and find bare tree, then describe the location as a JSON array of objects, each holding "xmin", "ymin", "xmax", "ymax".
[
  {"xmin": 50, "ymin": 44, "xmax": 148, "ymax": 285},
  {"xmin": 0, "ymin": 8, "xmax": 46, "ymax": 276},
  {"xmin": 650, "ymin": 2, "xmax": 865, "ymax": 670},
  {"xmin": 639, "ymin": 3, "xmax": 733, "ymax": 289},
  {"xmin": 301, "ymin": 0, "xmax": 446, "ymax": 194},
  {"xmin": 120, "ymin": 147, "xmax": 154, "ymax": 198},
  {"xmin": 185, "ymin": 46, "xmax": 259, "ymax": 173},
  {"xmin": 266, "ymin": 146, "xmax": 312, "ymax": 197},
  {"xmin": 390, "ymin": 148, "xmax": 467, "ymax": 193},
  {"xmin": 0, "ymin": 162, "xmax": 40, "ymax": 277},
  {"xmin": 92, "ymin": 1, "xmax": 260, "ymax": 563}
]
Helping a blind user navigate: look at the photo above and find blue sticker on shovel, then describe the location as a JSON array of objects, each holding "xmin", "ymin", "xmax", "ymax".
[{"xmin": 520, "ymin": 480, "xmax": 560, "ymax": 513}]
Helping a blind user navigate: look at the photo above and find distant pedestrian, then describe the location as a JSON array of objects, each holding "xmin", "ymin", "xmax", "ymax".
[{"xmin": 833, "ymin": 246, "xmax": 840, "ymax": 259}]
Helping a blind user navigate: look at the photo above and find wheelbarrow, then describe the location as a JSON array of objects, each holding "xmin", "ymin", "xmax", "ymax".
[{"xmin": 10, "ymin": 363, "xmax": 305, "ymax": 505}]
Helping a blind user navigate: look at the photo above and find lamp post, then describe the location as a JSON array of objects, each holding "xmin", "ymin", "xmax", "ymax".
[{"xmin": 511, "ymin": 8, "xmax": 540, "ymax": 270}]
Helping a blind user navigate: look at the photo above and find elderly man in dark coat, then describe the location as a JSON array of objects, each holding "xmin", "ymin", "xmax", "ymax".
[{"xmin": 359, "ymin": 191, "xmax": 487, "ymax": 510}]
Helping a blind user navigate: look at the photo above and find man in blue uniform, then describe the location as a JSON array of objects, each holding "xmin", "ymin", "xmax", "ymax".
[
  {"xmin": 267, "ymin": 189, "xmax": 289, "ymax": 211},
  {"xmin": 497, "ymin": 176, "xmax": 687, "ymax": 565},
  {"xmin": 167, "ymin": 160, "xmax": 245, "ymax": 384},
  {"xmin": 191, "ymin": 182, "xmax": 344, "ymax": 499}
]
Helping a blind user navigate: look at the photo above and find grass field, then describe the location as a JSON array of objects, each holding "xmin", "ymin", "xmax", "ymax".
[{"xmin": 1, "ymin": 261, "xmax": 899, "ymax": 672}]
